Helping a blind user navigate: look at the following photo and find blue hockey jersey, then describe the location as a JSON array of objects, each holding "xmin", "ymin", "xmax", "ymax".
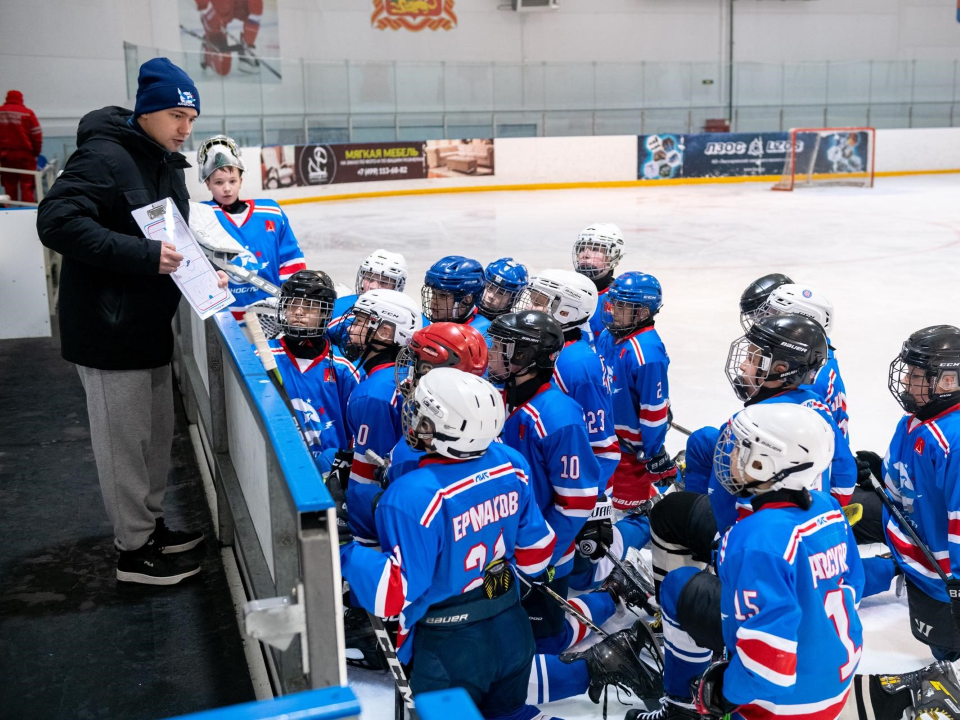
[
  {"xmin": 552, "ymin": 337, "xmax": 620, "ymax": 494},
  {"xmin": 717, "ymin": 490, "xmax": 864, "ymax": 719},
  {"xmin": 708, "ymin": 388, "xmax": 858, "ymax": 531},
  {"xmin": 205, "ymin": 200, "xmax": 306, "ymax": 320},
  {"xmin": 346, "ymin": 362, "xmax": 404, "ymax": 545},
  {"xmin": 802, "ymin": 342, "xmax": 849, "ymax": 439},
  {"xmin": 881, "ymin": 403, "xmax": 960, "ymax": 602},
  {"xmin": 266, "ymin": 337, "xmax": 358, "ymax": 465},
  {"xmin": 603, "ymin": 326, "xmax": 671, "ymax": 463},
  {"xmin": 583, "ymin": 286, "xmax": 609, "ymax": 351},
  {"xmin": 340, "ymin": 443, "xmax": 557, "ymax": 664},
  {"xmin": 385, "ymin": 438, "xmax": 424, "ymax": 486},
  {"xmin": 501, "ymin": 383, "xmax": 600, "ymax": 575}
]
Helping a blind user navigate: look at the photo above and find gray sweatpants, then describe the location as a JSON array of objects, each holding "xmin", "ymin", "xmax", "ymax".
[{"xmin": 76, "ymin": 364, "xmax": 175, "ymax": 552}]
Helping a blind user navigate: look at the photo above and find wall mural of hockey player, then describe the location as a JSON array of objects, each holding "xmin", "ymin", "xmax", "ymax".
[
  {"xmin": 572, "ymin": 223, "xmax": 625, "ymax": 351},
  {"xmin": 197, "ymin": 134, "xmax": 306, "ymax": 326},
  {"xmin": 180, "ymin": 0, "xmax": 281, "ymax": 80}
]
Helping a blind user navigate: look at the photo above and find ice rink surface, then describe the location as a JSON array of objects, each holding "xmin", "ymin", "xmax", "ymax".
[{"xmin": 284, "ymin": 175, "xmax": 960, "ymax": 718}]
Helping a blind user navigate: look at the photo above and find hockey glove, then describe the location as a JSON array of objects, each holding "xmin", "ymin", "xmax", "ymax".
[
  {"xmin": 330, "ymin": 449, "xmax": 354, "ymax": 495},
  {"xmin": 645, "ymin": 447, "xmax": 678, "ymax": 486},
  {"xmin": 576, "ymin": 495, "xmax": 614, "ymax": 560},
  {"xmin": 855, "ymin": 450, "xmax": 883, "ymax": 490},
  {"xmin": 324, "ymin": 468, "xmax": 352, "ymax": 545},
  {"xmin": 521, "ymin": 565, "xmax": 556, "ymax": 600},
  {"xmin": 947, "ymin": 578, "xmax": 960, "ymax": 632},
  {"xmin": 693, "ymin": 661, "xmax": 740, "ymax": 718}
]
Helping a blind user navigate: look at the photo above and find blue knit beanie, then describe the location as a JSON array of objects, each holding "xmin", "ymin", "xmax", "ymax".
[{"xmin": 134, "ymin": 58, "xmax": 200, "ymax": 117}]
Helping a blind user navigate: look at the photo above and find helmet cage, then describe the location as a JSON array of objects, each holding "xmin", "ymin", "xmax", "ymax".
[
  {"xmin": 337, "ymin": 308, "xmax": 397, "ymax": 361},
  {"xmin": 277, "ymin": 296, "xmax": 334, "ymax": 339},
  {"xmin": 422, "ymin": 284, "xmax": 474, "ymax": 323},
  {"xmin": 198, "ymin": 135, "xmax": 245, "ymax": 183},
  {"xmin": 888, "ymin": 354, "xmax": 960, "ymax": 414},
  {"xmin": 713, "ymin": 422, "xmax": 815, "ymax": 497},
  {"xmin": 573, "ymin": 236, "xmax": 622, "ymax": 279},
  {"xmin": 601, "ymin": 298, "xmax": 649, "ymax": 339},
  {"xmin": 356, "ymin": 268, "xmax": 403, "ymax": 295},
  {"xmin": 486, "ymin": 328, "xmax": 539, "ymax": 384},
  {"xmin": 477, "ymin": 280, "xmax": 522, "ymax": 318}
]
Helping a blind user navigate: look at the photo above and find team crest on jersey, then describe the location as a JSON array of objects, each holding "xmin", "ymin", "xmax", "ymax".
[
  {"xmin": 265, "ymin": 220, "xmax": 276, "ymax": 232},
  {"xmin": 228, "ymin": 246, "xmax": 270, "ymax": 278},
  {"xmin": 915, "ymin": 437, "xmax": 925, "ymax": 455},
  {"xmin": 177, "ymin": 88, "xmax": 197, "ymax": 108}
]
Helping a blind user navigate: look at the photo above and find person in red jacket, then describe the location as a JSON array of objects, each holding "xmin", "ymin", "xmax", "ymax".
[
  {"xmin": 195, "ymin": 0, "xmax": 263, "ymax": 76},
  {"xmin": 0, "ymin": 90, "xmax": 42, "ymax": 203}
]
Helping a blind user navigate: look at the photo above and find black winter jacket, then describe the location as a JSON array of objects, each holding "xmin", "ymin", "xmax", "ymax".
[{"xmin": 37, "ymin": 107, "xmax": 192, "ymax": 370}]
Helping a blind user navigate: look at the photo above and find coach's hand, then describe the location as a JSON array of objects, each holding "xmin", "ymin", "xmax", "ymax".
[{"xmin": 159, "ymin": 242, "xmax": 184, "ymax": 274}]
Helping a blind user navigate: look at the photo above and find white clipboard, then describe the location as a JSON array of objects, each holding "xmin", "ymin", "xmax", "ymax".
[{"xmin": 132, "ymin": 198, "xmax": 235, "ymax": 320}]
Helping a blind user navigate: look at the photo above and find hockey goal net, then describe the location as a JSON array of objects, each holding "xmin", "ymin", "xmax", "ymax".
[{"xmin": 773, "ymin": 127, "xmax": 875, "ymax": 191}]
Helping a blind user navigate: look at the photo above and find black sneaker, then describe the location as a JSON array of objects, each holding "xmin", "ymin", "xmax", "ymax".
[
  {"xmin": 117, "ymin": 538, "xmax": 201, "ymax": 585},
  {"xmin": 152, "ymin": 518, "xmax": 204, "ymax": 554}
]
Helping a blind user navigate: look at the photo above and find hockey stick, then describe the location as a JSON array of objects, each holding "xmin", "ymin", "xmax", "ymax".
[
  {"xmin": 247, "ymin": 312, "xmax": 418, "ymax": 718},
  {"xmin": 516, "ymin": 573, "xmax": 609, "ymax": 638},
  {"xmin": 866, "ymin": 475, "xmax": 951, "ymax": 584},
  {"xmin": 180, "ymin": 24, "xmax": 282, "ymax": 79},
  {"xmin": 670, "ymin": 421, "xmax": 693, "ymax": 437}
]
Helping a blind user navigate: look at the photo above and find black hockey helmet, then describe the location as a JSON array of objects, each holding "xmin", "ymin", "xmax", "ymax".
[
  {"xmin": 739, "ymin": 272, "xmax": 793, "ymax": 331},
  {"xmin": 726, "ymin": 314, "xmax": 827, "ymax": 401},
  {"xmin": 277, "ymin": 270, "xmax": 336, "ymax": 338},
  {"xmin": 486, "ymin": 310, "xmax": 564, "ymax": 383},
  {"xmin": 889, "ymin": 325, "xmax": 960, "ymax": 418}
]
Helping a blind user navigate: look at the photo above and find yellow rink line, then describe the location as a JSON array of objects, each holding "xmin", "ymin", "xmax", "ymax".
[{"xmin": 276, "ymin": 167, "xmax": 960, "ymax": 206}]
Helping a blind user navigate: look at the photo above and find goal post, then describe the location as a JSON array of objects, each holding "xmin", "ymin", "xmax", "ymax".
[{"xmin": 773, "ymin": 127, "xmax": 876, "ymax": 191}]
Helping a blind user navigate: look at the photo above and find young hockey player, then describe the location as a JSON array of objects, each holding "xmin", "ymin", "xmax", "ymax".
[
  {"xmin": 199, "ymin": 134, "xmax": 306, "ymax": 322},
  {"xmin": 649, "ymin": 315, "xmax": 861, "ymax": 599},
  {"xmin": 596, "ymin": 271, "xmax": 676, "ymax": 510},
  {"xmin": 421, "ymin": 255, "xmax": 489, "ymax": 333},
  {"xmin": 326, "ymin": 248, "xmax": 410, "ymax": 348},
  {"xmin": 339, "ymin": 368, "xmax": 559, "ymax": 720},
  {"xmin": 476, "ymin": 257, "xmax": 529, "ymax": 324},
  {"xmin": 633, "ymin": 403, "xmax": 864, "ymax": 720},
  {"xmin": 755, "ymin": 283, "xmax": 849, "ymax": 438},
  {"xmin": 337, "ymin": 289, "xmax": 422, "ymax": 546},
  {"xmin": 877, "ymin": 325, "xmax": 960, "ymax": 660},
  {"xmin": 265, "ymin": 271, "xmax": 358, "ymax": 473},
  {"xmin": 572, "ymin": 223, "xmax": 625, "ymax": 349}
]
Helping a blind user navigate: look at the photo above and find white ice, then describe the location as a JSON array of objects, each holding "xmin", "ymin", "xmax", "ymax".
[{"xmin": 284, "ymin": 174, "xmax": 960, "ymax": 719}]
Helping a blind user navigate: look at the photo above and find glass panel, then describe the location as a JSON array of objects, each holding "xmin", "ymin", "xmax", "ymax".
[
  {"xmin": 595, "ymin": 63, "xmax": 644, "ymax": 110},
  {"xmin": 350, "ymin": 62, "xmax": 396, "ymax": 114},
  {"xmin": 735, "ymin": 63, "xmax": 783, "ymax": 107},
  {"xmin": 644, "ymin": 62, "xmax": 693, "ymax": 109},
  {"xmin": 304, "ymin": 61, "xmax": 350, "ymax": 115},
  {"xmin": 444, "ymin": 63, "xmax": 494, "ymax": 112},
  {"xmin": 544, "ymin": 63, "xmax": 594, "ymax": 111},
  {"xmin": 396, "ymin": 63, "xmax": 444, "ymax": 113}
]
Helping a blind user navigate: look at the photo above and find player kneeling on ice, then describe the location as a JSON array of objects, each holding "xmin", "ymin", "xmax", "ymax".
[
  {"xmin": 265, "ymin": 271, "xmax": 358, "ymax": 475},
  {"xmin": 334, "ymin": 289, "xmax": 422, "ymax": 547},
  {"xmin": 339, "ymin": 368, "xmax": 561, "ymax": 720},
  {"xmin": 595, "ymin": 271, "xmax": 676, "ymax": 510},
  {"xmin": 422, "ymin": 255, "xmax": 489, "ymax": 333},
  {"xmin": 634, "ymin": 403, "xmax": 864, "ymax": 720},
  {"xmin": 477, "ymin": 257, "xmax": 529, "ymax": 325},
  {"xmin": 572, "ymin": 223, "xmax": 625, "ymax": 348},
  {"xmin": 198, "ymin": 134, "xmax": 305, "ymax": 328}
]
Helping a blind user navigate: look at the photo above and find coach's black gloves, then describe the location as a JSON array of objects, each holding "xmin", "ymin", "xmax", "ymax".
[
  {"xmin": 947, "ymin": 579, "xmax": 960, "ymax": 632},
  {"xmin": 694, "ymin": 661, "xmax": 740, "ymax": 718},
  {"xmin": 855, "ymin": 450, "xmax": 883, "ymax": 490},
  {"xmin": 576, "ymin": 495, "xmax": 614, "ymax": 560}
]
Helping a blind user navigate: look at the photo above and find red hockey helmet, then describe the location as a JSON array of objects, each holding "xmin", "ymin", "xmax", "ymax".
[{"xmin": 395, "ymin": 322, "xmax": 488, "ymax": 398}]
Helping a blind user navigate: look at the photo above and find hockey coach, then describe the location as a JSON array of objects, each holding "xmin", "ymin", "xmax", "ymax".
[{"xmin": 37, "ymin": 58, "xmax": 225, "ymax": 586}]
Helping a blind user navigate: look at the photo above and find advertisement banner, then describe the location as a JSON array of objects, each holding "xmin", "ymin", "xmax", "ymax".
[
  {"xmin": 262, "ymin": 139, "xmax": 495, "ymax": 188},
  {"xmin": 638, "ymin": 131, "xmax": 870, "ymax": 181}
]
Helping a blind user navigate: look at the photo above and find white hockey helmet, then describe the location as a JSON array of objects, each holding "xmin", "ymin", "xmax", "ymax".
[
  {"xmin": 356, "ymin": 249, "xmax": 408, "ymax": 294},
  {"xmin": 402, "ymin": 367, "xmax": 505, "ymax": 459},
  {"xmin": 573, "ymin": 223, "xmax": 625, "ymax": 279},
  {"xmin": 759, "ymin": 284, "xmax": 834, "ymax": 335},
  {"xmin": 713, "ymin": 403, "xmax": 834, "ymax": 497},
  {"xmin": 513, "ymin": 269, "xmax": 599, "ymax": 329},
  {"xmin": 198, "ymin": 135, "xmax": 245, "ymax": 183},
  {"xmin": 338, "ymin": 289, "xmax": 422, "ymax": 361}
]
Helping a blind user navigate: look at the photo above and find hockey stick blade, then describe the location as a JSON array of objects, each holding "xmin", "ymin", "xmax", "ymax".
[
  {"xmin": 868, "ymin": 475, "xmax": 950, "ymax": 584},
  {"xmin": 516, "ymin": 573, "xmax": 608, "ymax": 638}
]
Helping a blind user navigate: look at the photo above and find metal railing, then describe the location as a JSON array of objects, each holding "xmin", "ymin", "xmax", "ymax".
[
  {"xmin": 173, "ymin": 308, "xmax": 345, "ymax": 696},
  {"xmin": 0, "ymin": 161, "xmax": 59, "ymax": 206}
]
